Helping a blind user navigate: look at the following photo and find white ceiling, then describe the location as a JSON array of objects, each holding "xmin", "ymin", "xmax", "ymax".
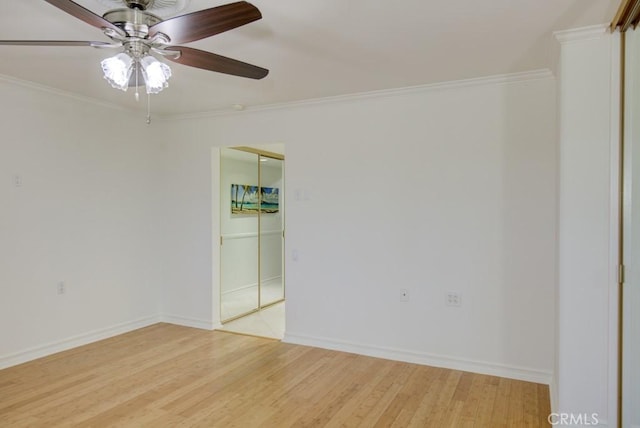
[{"xmin": 0, "ymin": 0, "xmax": 620, "ymax": 117}]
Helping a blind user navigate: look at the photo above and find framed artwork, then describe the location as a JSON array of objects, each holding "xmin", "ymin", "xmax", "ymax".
[{"xmin": 231, "ymin": 184, "xmax": 279, "ymax": 214}]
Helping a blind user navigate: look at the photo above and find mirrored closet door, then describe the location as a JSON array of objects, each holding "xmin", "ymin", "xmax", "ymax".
[
  {"xmin": 220, "ymin": 147, "xmax": 284, "ymax": 322},
  {"xmin": 259, "ymin": 155, "xmax": 285, "ymax": 307}
]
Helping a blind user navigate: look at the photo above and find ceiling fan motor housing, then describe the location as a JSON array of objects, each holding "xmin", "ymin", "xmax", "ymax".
[
  {"xmin": 125, "ymin": 0, "xmax": 155, "ymax": 10},
  {"xmin": 103, "ymin": 9, "xmax": 162, "ymax": 26},
  {"xmin": 103, "ymin": 9, "xmax": 163, "ymax": 38},
  {"xmin": 95, "ymin": 0, "xmax": 189, "ymax": 17}
]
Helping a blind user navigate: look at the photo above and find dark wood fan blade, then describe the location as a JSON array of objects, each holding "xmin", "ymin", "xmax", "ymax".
[
  {"xmin": 149, "ymin": 1, "xmax": 261, "ymax": 44},
  {"xmin": 0, "ymin": 40, "xmax": 113, "ymax": 47},
  {"xmin": 165, "ymin": 46, "xmax": 268, "ymax": 79},
  {"xmin": 44, "ymin": 0, "xmax": 124, "ymax": 35}
]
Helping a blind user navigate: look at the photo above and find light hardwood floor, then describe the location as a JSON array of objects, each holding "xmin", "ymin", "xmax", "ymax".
[{"xmin": 0, "ymin": 324, "xmax": 551, "ymax": 427}]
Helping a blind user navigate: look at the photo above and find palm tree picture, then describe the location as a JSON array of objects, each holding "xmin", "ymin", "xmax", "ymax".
[{"xmin": 231, "ymin": 184, "xmax": 279, "ymax": 214}]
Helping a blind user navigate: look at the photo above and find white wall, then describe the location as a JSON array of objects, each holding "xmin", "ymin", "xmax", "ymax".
[
  {"xmin": 555, "ymin": 26, "xmax": 619, "ymax": 427},
  {"xmin": 159, "ymin": 131, "xmax": 218, "ymax": 328},
  {"xmin": 160, "ymin": 72, "xmax": 558, "ymax": 383},
  {"xmin": 0, "ymin": 79, "xmax": 164, "ymax": 368}
]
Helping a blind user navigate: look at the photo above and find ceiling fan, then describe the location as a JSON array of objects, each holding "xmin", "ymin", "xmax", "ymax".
[{"xmin": 0, "ymin": 0, "xmax": 268, "ymax": 99}]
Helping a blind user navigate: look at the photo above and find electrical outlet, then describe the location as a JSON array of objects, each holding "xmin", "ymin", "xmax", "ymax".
[
  {"xmin": 446, "ymin": 291, "xmax": 461, "ymax": 307},
  {"xmin": 57, "ymin": 281, "xmax": 65, "ymax": 295},
  {"xmin": 399, "ymin": 289, "xmax": 410, "ymax": 302}
]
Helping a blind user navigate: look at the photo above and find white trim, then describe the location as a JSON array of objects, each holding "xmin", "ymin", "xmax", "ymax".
[
  {"xmin": 0, "ymin": 72, "xmax": 143, "ymax": 116},
  {"xmin": 212, "ymin": 148, "xmax": 223, "ymax": 334},
  {"xmin": 160, "ymin": 314, "xmax": 219, "ymax": 330},
  {"xmin": 550, "ymin": 378, "xmax": 558, "ymax": 416},
  {"xmin": 607, "ymin": 30, "xmax": 621, "ymax": 428},
  {"xmin": 283, "ymin": 332, "xmax": 552, "ymax": 385},
  {"xmin": 0, "ymin": 315, "xmax": 160, "ymax": 370},
  {"xmin": 167, "ymin": 69, "xmax": 554, "ymax": 121},
  {"xmin": 554, "ymin": 24, "xmax": 610, "ymax": 44},
  {"xmin": 552, "ymin": 29, "xmax": 562, "ymax": 418},
  {"xmin": 1, "ymin": 68, "xmax": 553, "ymax": 122}
]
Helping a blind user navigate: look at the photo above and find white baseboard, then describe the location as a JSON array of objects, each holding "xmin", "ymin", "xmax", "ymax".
[
  {"xmin": 160, "ymin": 314, "xmax": 220, "ymax": 330},
  {"xmin": 0, "ymin": 315, "xmax": 160, "ymax": 370},
  {"xmin": 283, "ymin": 332, "xmax": 552, "ymax": 385}
]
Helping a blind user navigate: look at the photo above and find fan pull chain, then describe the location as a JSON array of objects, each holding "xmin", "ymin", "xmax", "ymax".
[{"xmin": 146, "ymin": 92, "xmax": 152, "ymax": 125}]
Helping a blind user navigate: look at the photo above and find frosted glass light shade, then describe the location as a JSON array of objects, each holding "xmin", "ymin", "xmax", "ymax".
[
  {"xmin": 140, "ymin": 55, "xmax": 172, "ymax": 94},
  {"xmin": 100, "ymin": 53, "xmax": 133, "ymax": 91}
]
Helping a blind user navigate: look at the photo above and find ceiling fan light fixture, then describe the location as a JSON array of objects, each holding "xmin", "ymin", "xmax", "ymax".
[
  {"xmin": 140, "ymin": 55, "xmax": 172, "ymax": 94},
  {"xmin": 2, "ymin": 0, "xmax": 268, "ymax": 117},
  {"xmin": 101, "ymin": 52, "xmax": 133, "ymax": 91}
]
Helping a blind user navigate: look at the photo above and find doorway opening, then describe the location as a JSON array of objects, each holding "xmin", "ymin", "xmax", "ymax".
[{"xmin": 218, "ymin": 145, "xmax": 285, "ymax": 339}]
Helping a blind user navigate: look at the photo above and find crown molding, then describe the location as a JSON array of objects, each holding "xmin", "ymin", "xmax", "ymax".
[
  {"xmin": 1, "ymin": 68, "xmax": 553, "ymax": 123},
  {"xmin": 0, "ymin": 72, "xmax": 159, "ymax": 118},
  {"xmin": 168, "ymin": 68, "xmax": 554, "ymax": 121},
  {"xmin": 554, "ymin": 24, "xmax": 610, "ymax": 43}
]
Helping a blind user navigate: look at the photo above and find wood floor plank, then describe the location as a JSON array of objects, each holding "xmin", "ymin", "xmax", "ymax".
[
  {"xmin": 457, "ymin": 372, "xmax": 486, "ymax": 426},
  {"xmin": 406, "ymin": 369, "xmax": 447, "ymax": 427},
  {"xmin": 490, "ymin": 376, "xmax": 513, "ymax": 427},
  {"xmin": 338, "ymin": 361, "xmax": 413, "ymax": 427},
  {"xmin": 507, "ymin": 379, "xmax": 525, "ymax": 427},
  {"xmin": 293, "ymin": 369, "xmax": 362, "ymax": 425},
  {"xmin": 537, "ymin": 383, "xmax": 552, "ymax": 428},
  {"xmin": 0, "ymin": 323, "xmax": 552, "ymax": 427},
  {"xmin": 523, "ymin": 380, "xmax": 539, "ymax": 427},
  {"xmin": 418, "ymin": 369, "xmax": 463, "ymax": 427},
  {"xmin": 183, "ymin": 347, "xmax": 320, "ymax": 425},
  {"xmin": 323, "ymin": 357, "xmax": 396, "ymax": 427},
  {"xmin": 472, "ymin": 379, "xmax": 499, "ymax": 427},
  {"xmin": 387, "ymin": 366, "xmax": 438, "ymax": 428},
  {"xmin": 185, "ymin": 344, "xmax": 312, "ymax": 426}
]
